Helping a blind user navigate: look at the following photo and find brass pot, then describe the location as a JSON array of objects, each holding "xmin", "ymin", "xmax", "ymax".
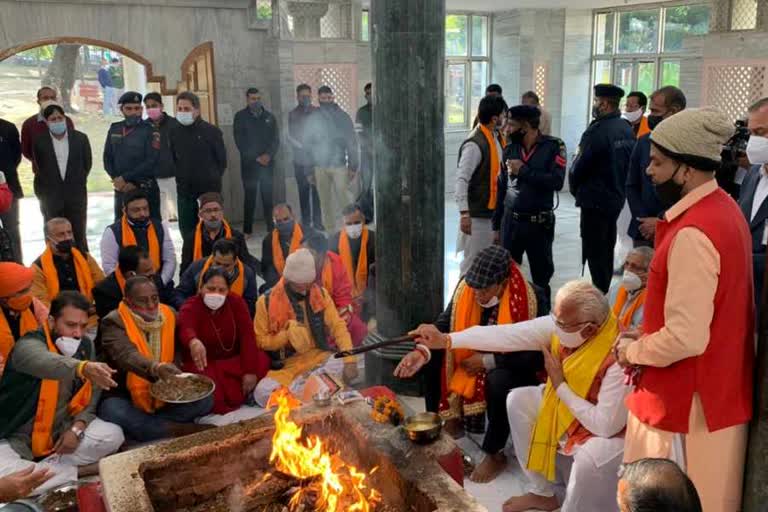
[{"xmin": 403, "ymin": 412, "xmax": 443, "ymax": 444}]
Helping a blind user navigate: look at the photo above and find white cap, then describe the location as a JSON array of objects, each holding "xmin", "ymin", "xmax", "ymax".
[{"xmin": 283, "ymin": 248, "xmax": 316, "ymax": 284}]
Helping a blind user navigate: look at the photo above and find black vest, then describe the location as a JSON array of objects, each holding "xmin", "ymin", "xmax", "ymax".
[
  {"xmin": 109, "ymin": 219, "xmax": 165, "ymax": 269},
  {"xmin": 458, "ymin": 127, "xmax": 494, "ymax": 218}
]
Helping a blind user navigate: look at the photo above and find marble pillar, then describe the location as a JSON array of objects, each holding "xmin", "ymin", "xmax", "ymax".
[{"xmin": 363, "ymin": 0, "xmax": 445, "ymax": 392}]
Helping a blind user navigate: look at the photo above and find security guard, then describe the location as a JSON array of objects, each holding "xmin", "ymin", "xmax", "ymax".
[
  {"xmin": 569, "ymin": 83, "xmax": 635, "ymax": 293},
  {"xmin": 104, "ymin": 91, "xmax": 161, "ymax": 222},
  {"xmin": 493, "ymin": 105, "xmax": 565, "ymax": 312}
]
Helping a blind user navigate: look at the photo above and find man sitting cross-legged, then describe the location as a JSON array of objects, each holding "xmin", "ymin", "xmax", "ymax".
[
  {"xmin": 410, "ymin": 280, "xmax": 628, "ymax": 512},
  {"xmin": 0, "ymin": 291, "xmax": 123, "ymax": 497},
  {"xmin": 98, "ymin": 276, "xmax": 213, "ymax": 442}
]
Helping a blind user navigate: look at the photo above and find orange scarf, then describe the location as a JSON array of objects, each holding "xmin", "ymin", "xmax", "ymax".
[
  {"xmin": 612, "ymin": 286, "xmax": 647, "ymax": 329},
  {"xmin": 321, "ymin": 257, "xmax": 334, "ymax": 295},
  {"xmin": 198, "ymin": 256, "xmax": 245, "ymax": 296},
  {"xmin": 115, "ymin": 267, "xmax": 126, "ymax": 294},
  {"xmin": 118, "ymin": 302, "xmax": 175, "ymax": 414},
  {"xmin": 449, "ymin": 281, "xmax": 514, "ymax": 399},
  {"xmin": 0, "ymin": 306, "xmax": 39, "ymax": 363},
  {"xmin": 272, "ymin": 225, "xmax": 303, "ymax": 276},
  {"xmin": 479, "ymin": 124, "xmax": 500, "ymax": 209},
  {"xmin": 121, "ymin": 215, "xmax": 160, "ymax": 272},
  {"xmin": 636, "ymin": 116, "xmax": 651, "ymax": 139},
  {"xmin": 338, "ymin": 228, "xmax": 369, "ymax": 298},
  {"xmin": 31, "ymin": 324, "xmax": 92, "ymax": 457},
  {"xmin": 267, "ymin": 279, "xmax": 325, "ymax": 334},
  {"xmin": 40, "ymin": 247, "xmax": 94, "ymax": 301},
  {"xmin": 193, "ymin": 220, "xmax": 232, "ymax": 262}
]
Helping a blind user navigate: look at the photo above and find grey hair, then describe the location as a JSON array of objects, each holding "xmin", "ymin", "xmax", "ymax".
[
  {"xmin": 555, "ymin": 280, "xmax": 610, "ymax": 324},
  {"xmin": 44, "ymin": 217, "xmax": 71, "ymax": 238},
  {"xmin": 628, "ymin": 246, "xmax": 655, "ymax": 269}
]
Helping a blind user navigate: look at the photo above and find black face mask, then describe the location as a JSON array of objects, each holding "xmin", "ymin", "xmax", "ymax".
[
  {"xmin": 131, "ymin": 217, "xmax": 150, "ymax": 228},
  {"xmin": 647, "ymin": 114, "xmax": 664, "ymax": 130},
  {"xmin": 54, "ymin": 239, "xmax": 74, "ymax": 253},
  {"xmin": 654, "ymin": 164, "xmax": 685, "ymax": 208},
  {"xmin": 509, "ymin": 130, "xmax": 526, "ymax": 145}
]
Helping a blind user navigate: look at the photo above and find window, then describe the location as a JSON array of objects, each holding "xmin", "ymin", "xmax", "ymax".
[
  {"xmin": 445, "ymin": 14, "xmax": 490, "ymax": 128},
  {"xmin": 361, "ymin": 10, "xmax": 370, "ymax": 42},
  {"xmin": 592, "ymin": 3, "xmax": 709, "ymax": 105}
]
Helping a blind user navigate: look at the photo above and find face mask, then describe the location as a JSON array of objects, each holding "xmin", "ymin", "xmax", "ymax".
[
  {"xmin": 647, "ymin": 114, "xmax": 664, "ymax": 130},
  {"xmin": 249, "ymin": 101, "xmax": 263, "ymax": 113},
  {"xmin": 203, "ymin": 293, "xmax": 227, "ymax": 311},
  {"xmin": 592, "ymin": 105, "xmax": 602, "ymax": 119},
  {"xmin": 55, "ymin": 336, "xmax": 81, "ymax": 357},
  {"xmin": 345, "ymin": 224, "xmax": 363, "ymax": 239},
  {"xmin": 319, "ymin": 101, "xmax": 333, "ymax": 110},
  {"xmin": 747, "ymin": 135, "xmax": 768, "ymax": 166},
  {"xmin": 132, "ymin": 305, "xmax": 159, "ymax": 321},
  {"xmin": 6, "ymin": 294, "xmax": 32, "ymax": 312},
  {"xmin": 131, "ymin": 218, "xmax": 150, "ymax": 229},
  {"xmin": 622, "ymin": 109, "xmax": 643, "ymax": 124},
  {"xmin": 479, "ymin": 295, "xmax": 500, "ymax": 309},
  {"xmin": 509, "ymin": 130, "xmax": 526, "ymax": 144},
  {"xmin": 124, "ymin": 114, "xmax": 141, "ymax": 127},
  {"xmin": 53, "ymin": 239, "xmax": 74, "ymax": 253},
  {"xmin": 146, "ymin": 107, "xmax": 163, "ymax": 121},
  {"xmin": 554, "ymin": 323, "xmax": 588, "ymax": 349},
  {"xmin": 48, "ymin": 121, "xmax": 67, "ymax": 136},
  {"xmin": 654, "ymin": 164, "xmax": 685, "ymax": 208},
  {"xmin": 299, "ymin": 97, "xmax": 311, "ymax": 108},
  {"xmin": 277, "ymin": 220, "xmax": 295, "ymax": 236},
  {"xmin": 622, "ymin": 270, "xmax": 643, "ymax": 292},
  {"xmin": 177, "ymin": 112, "xmax": 195, "ymax": 126},
  {"xmin": 203, "ymin": 219, "xmax": 223, "ymax": 231}
]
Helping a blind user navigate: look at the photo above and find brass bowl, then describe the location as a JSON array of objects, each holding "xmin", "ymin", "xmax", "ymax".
[{"xmin": 403, "ymin": 412, "xmax": 443, "ymax": 444}]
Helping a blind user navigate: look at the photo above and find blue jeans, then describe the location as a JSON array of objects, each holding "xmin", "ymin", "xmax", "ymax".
[
  {"xmin": 102, "ymin": 86, "xmax": 115, "ymax": 115},
  {"xmin": 98, "ymin": 395, "xmax": 214, "ymax": 442}
]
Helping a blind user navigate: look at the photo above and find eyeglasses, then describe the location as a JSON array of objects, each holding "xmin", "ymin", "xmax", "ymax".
[{"xmin": 550, "ymin": 313, "xmax": 592, "ymax": 330}]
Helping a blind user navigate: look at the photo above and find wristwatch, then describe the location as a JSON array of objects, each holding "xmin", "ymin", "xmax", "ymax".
[{"xmin": 70, "ymin": 425, "xmax": 85, "ymax": 440}]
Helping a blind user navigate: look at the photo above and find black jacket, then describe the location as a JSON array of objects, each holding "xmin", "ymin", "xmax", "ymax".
[
  {"xmin": 625, "ymin": 134, "xmax": 664, "ymax": 241},
  {"xmin": 233, "ymin": 108, "xmax": 280, "ymax": 169},
  {"xmin": 33, "ymin": 129, "xmax": 92, "ymax": 208},
  {"xmin": 305, "ymin": 104, "xmax": 359, "ymax": 169},
  {"xmin": 103, "ymin": 119, "xmax": 159, "ymax": 183},
  {"xmin": 169, "ymin": 118, "xmax": 227, "ymax": 196},
  {"xmin": 93, "ymin": 272, "xmax": 173, "ymax": 320},
  {"xmin": 569, "ymin": 111, "xmax": 635, "ymax": 216},
  {"xmin": 0, "ymin": 118, "xmax": 22, "ymax": 198},
  {"xmin": 493, "ymin": 135, "xmax": 566, "ymax": 229},
  {"xmin": 152, "ymin": 113, "xmax": 180, "ymax": 179},
  {"xmin": 179, "ymin": 225, "xmax": 259, "ymax": 275},
  {"xmin": 172, "ymin": 257, "xmax": 259, "ymax": 317}
]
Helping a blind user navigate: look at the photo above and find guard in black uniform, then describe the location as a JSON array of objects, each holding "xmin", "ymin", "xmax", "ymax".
[
  {"xmin": 103, "ymin": 91, "xmax": 161, "ymax": 222},
  {"xmin": 493, "ymin": 105, "xmax": 565, "ymax": 312},
  {"xmin": 569, "ymin": 84, "xmax": 635, "ymax": 293}
]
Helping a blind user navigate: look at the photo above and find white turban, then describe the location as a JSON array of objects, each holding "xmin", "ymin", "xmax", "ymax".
[{"xmin": 283, "ymin": 248, "xmax": 316, "ymax": 284}]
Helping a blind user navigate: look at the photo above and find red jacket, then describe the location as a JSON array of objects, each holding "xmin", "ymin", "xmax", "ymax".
[
  {"xmin": 21, "ymin": 114, "xmax": 74, "ymax": 170},
  {"xmin": 320, "ymin": 251, "xmax": 354, "ymax": 310},
  {"xmin": 626, "ymin": 188, "xmax": 754, "ymax": 433},
  {"xmin": 0, "ymin": 184, "xmax": 11, "ymax": 214}
]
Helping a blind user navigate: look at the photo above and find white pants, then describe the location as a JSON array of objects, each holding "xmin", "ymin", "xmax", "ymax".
[
  {"xmin": 0, "ymin": 419, "xmax": 124, "ymax": 497},
  {"xmin": 252, "ymin": 355, "xmax": 345, "ymax": 408},
  {"xmin": 614, "ymin": 201, "xmax": 632, "ymax": 269},
  {"xmin": 457, "ymin": 217, "xmax": 494, "ymax": 275},
  {"xmin": 507, "ymin": 386, "xmax": 623, "ymax": 512},
  {"xmin": 197, "ymin": 405, "xmax": 267, "ymax": 427},
  {"xmin": 315, "ymin": 167, "xmax": 353, "ymax": 232},
  {"xmin": 157, "ymin": 177, "xmax": 178, "ymax": 222}
]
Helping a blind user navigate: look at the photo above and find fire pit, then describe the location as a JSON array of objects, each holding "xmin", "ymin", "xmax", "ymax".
[{"xmin": 99, "ymin": 393, "xmax": 486, "ymax": 512}]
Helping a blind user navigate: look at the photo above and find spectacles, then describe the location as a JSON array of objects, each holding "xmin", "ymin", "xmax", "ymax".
[{"xmin": 550, "ymin": 313, "xmax": 592, "ymax": 330}]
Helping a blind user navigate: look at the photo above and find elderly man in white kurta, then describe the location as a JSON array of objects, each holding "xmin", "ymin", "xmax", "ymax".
[{"xmin": 406, "ymin": 280, "xmax": 629, "ymax": 512}]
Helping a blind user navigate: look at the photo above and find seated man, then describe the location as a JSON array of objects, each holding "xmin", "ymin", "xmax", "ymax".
[
  {"xmin": 329, "ymin": 204, "xmax": 376, "ymax": 321},
  {"xmin": 99, "ymin": 189, "xmax": 176, "ymax": 288},
  {"xmin": 253, "ymin": 249, "xmax": 357, "ymax": 406},
  {"xmin": 302, "ymin": 230, "xmax": 367, "ymax": 347},
  {"xmin": 0, "ymin": 263, "xmax": 48, "ymax": 371},
  {"xmin": 261, "ymin": 203, "xmax": 304, "ymax": 291},
  {"xmin": 617, "ymin": 458, "xmax": 702, "ymax": 512},
  {"xmin": 31, "ymin": 218, "xmax": 104, "ymax": 331},
  {"xmin": 0, "ymin": 291, "xmax": 124, "ymax": 497},
  {"xmin": 173, "ymin": 238, "xmax": 259, "ymax": 317},
  {"xmin": 180, "ymin": 192, "xmax": 258, "ymax": 275},
  {"xmin": 607, "ymin": 246, "xmax": 653, "ymax": 330},
  {"xmin": 395, "ymin": 245, "xmax": 543, "ymax": 483},
  {"xmin": 98, "ymin": 276, "xmax": 213, "ymax": 442},
  {"xmin": 92, "ymin": 245, "xmax": 173, "ymax": 320},
  {"xmin": 409, "ymin": 280, "xmax": 628, "ymax": 512}
]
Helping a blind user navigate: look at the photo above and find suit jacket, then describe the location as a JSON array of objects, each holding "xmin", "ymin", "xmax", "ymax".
[
  {"xmin": 32, "ymin": 129, "xmax": 92, "ymax": 211},
  {"xmin": 738, "ymin": 165, "xmax": 768, "ymax": 304}
]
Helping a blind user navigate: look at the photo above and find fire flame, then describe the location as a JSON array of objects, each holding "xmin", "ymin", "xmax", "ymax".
[{"xmin": 269, "ymin": 388, "xmax": 382, "ymax": 511}]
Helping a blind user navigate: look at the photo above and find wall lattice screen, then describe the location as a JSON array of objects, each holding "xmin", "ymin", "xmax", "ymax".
[
  {"xmin": 281, "ymin": 0, "xmax": 353, "ymax": 39},
  {"xmin": 294, "ymin": 63, "xmax": 358, "ymax": 114},
  {"xmin": 702, "ymin": 61, "xmax": 767, "ymax": 120},
  {"xmin": 534, "ymin": 64, "xmax": 547, "ymax": 107},
  {"xmin": 731, "ymin": 0, "xmax": 758, "ymax": 30}
]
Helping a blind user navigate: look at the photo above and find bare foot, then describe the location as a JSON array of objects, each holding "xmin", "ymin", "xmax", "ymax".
[
  {"xmin": 444, "ymin": 418, "xmax": 464, "ymax": 439},
  {"xmin": 501, "ymin": 492, "xmax": 559, "ymax": 512},
  {"xmin": 469, "ymin": 452, "xmax": 507, "ymax": 483}
]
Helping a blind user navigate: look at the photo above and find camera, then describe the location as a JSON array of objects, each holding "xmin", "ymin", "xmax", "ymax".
[{"xmin": 718, "ymin": 119, "xmax": 751, "ymax": 200}]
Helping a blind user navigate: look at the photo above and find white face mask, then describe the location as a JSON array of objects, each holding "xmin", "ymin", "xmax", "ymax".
[
  {"xmin": 177, "ymin": 111, "xmax": 195, "ymax": 126},
  {"xmin": 622, "ymin": 270, "xmax": 643, "ymax": 292},
  {"xmin": 203, "ymin": 293, "xmax": 227, "ymax": 311},
  {"xmin": 622, "ymin": 109, "xmax": 643, "ymax": 124},
  {"xmin": 479, "ymin": 295, "xmax": 500, "ymax": 309},
  {"xmin": 55, "ymin": 336, "xmax": 81, "ymax": 357},
  {"xmin": 345, "ymin": 224, "xmax": 364, "ymax": 239},
  {"xmin": 747, "ymin": 135, "xmax": 768, "ymax": 166},
  {"xmin": 553, "ymin": 323, "xmax": 588, "ymax": 348}
]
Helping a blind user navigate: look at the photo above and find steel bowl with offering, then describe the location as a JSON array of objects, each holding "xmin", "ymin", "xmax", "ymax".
[
  {"xmin": 150, "ymin": 373, "xmax": 215, "ymax": 404},
  {"xmin": 403, "ymin": 412, "xmax": 443, "ymax": 444}
]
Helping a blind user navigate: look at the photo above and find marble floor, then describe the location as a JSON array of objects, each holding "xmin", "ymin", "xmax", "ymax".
[{"xmin": 14, "ymin": 190, "xmax": 602, "ymax": 512}]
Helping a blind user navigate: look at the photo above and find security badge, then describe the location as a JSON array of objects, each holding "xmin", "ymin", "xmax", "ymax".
[
  {"xmin": 152, "ymin": 131, "xmax": 161, "ymax": 150},
  {"xmin": 555, "ymin": 141, "xmax": 567, "ymax": 168}
]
